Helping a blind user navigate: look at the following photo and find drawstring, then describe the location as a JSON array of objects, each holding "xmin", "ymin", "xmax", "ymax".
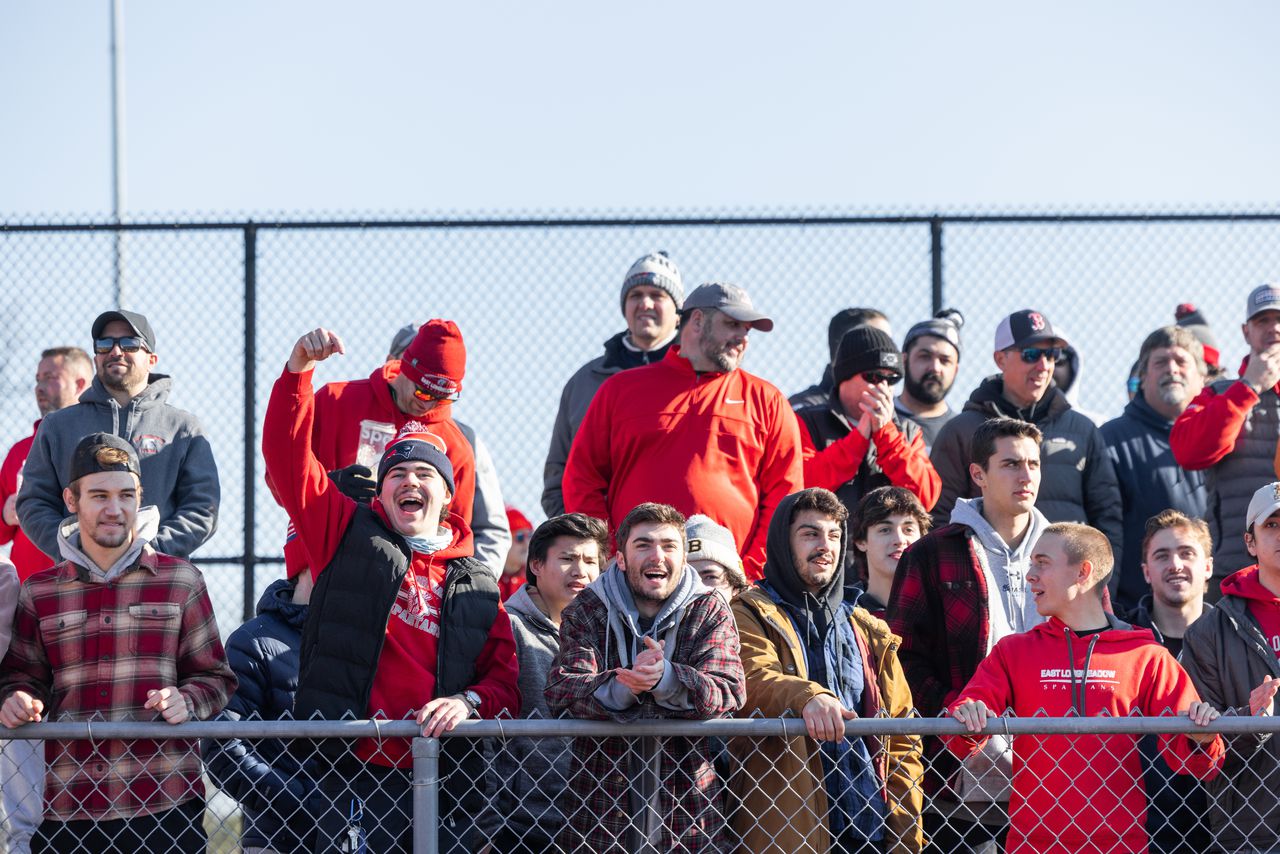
[
  {"xmin": 1078, "ymin": 634, "xmax": 1100, "ymax": 717},
  {"xmin": 1064, "ymin": 626, "xmax": 1101, "ymax": 715}
]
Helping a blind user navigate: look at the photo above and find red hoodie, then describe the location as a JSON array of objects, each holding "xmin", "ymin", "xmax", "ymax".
[
  {"xmin": 0, "ymin": 424, "xmax": 54, "ymax": 579},
  {"xmin": 263, "ymin": 366, "xmax": 518, "ymax": 768},
  {"xmin": 946, "ymin": 617, "xmax": 1223, "ymax": 854},
  {"xmin": 561, "ymin": 345, "xmax": 803, "ymax": 580},
  {"xmin": 1221, "ymin": 565, "xmax": 1280, "ymax": 659},
  {"xmin": 273, "ymin": 360, "xmax": 476, "ymax": 578}
]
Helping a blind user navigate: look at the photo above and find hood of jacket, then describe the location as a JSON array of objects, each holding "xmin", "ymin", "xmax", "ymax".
[
  {"xmin": 962, "ymin": 374, "xmax": 1071, "ymax": 425},
  {"xmin": 256, "ymin": 577, "xmax": 310, "ymax": 630},
  {"xmin": 1120, "ymin": 392, "xmax": 1175, "ymax": 434},
  {"xmin": 588, "ymin": 557, "xmax": 708, "ymax": 667},
  {"xmin": 949, "ymin": 497, "xmax": 1050, "ymax": 559},
  {"xmin": 763, "ymin": 490, "xmax": 849, "ymax": 638},
  {"xmin": 57, "ymin": 504, "xmax": 162, "ymax": 581},
  {"xmin": 503, "ymin": 582, "xmax": 559, "ymax": 636},
  {"xmin": 1056, "ymin": 344, "xmax": 1083, "ymax": 408},
  {"xmin": 1221, "ymin": 565, "xmax": 1280, "ymax": 605},
  {"xmin": 78, "ymin": 373, "xmax": 174, "ymax": 411}
]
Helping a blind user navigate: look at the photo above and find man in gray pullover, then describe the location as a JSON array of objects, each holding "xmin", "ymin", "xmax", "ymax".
[{"xmin": 16, "ymin": 310, "xmax": 219, "ymax": 560}]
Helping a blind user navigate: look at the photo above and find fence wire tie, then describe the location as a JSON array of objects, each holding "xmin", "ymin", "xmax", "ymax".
[
  {"xmin": 1000, "ymin": 716, "xmax": 1012, "ymax": 741},
  {"xmin": 373, "ymin": 717, "xmax": 383, "ymax": 747},
  {"xmin": 86, "ymin": 718, "xmax": 96, "ymax": 751},
  {"xmin": 495, "ymin": 715, "xmax": 507, "ymax": 742}
]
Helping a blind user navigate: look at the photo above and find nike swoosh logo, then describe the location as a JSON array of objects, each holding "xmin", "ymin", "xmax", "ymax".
[{"xmin": 725, "ymin": 398, "xmax": 744, "ymax": 404}]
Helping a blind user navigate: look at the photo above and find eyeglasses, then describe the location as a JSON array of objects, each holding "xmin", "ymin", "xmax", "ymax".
[
  {"xmin": 860, "ymin": 371, "xmax": 901, "ymax": 385},
  {"xmin": 94, "ymin": 336, "xmax": 149, "ymax": 355},
  {"xmin": 1018, "ymin": 347, "xmax": 1063, "ymax": 364}
]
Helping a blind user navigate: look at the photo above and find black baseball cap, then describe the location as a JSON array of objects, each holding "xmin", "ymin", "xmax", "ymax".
[
  {"xmin": 69, "ymin": 433, "xmax": 141, "ymax": 483},
  {"xmin": 91, "ymin": 309, "xmax": 157, "ymax": 353},
  {"xmin": 993, "ymin": 308, "xmax": 1068, "ymax": 351}
]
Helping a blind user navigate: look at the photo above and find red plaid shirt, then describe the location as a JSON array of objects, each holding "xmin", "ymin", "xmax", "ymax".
[{"xmin": 0, "ymin": 546, "xmax": 235, "ymax": 821}]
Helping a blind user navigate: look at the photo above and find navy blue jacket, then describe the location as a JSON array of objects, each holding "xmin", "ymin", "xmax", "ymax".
[
  {"xmin": 1101, "ymin": 395, "xmax": 1208, "ymax": 611},
  {"xmin": 202, "ymin": 579, "xmax": 313, "ymax": 852}
]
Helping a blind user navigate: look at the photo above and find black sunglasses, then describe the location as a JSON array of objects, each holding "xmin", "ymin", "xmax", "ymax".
[
  {"xmin": 1018, "ymin": 347, "xmax": 1062, "ymax": 364},
  {"xmin": 860, "ymin": 371, "xmax": 901, "ymax": 385},
  {"xmin": 94, "ymin": 336, "xmax": 149, "ymax": 355}
]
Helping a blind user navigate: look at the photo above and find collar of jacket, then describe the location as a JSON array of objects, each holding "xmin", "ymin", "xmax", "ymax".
[
  {"xmin": 963, "ymin": 374, "xmax": 1071, "ymax": 424},
  {"xmin": 664, "ymin": 344, "xmax": 733, "ymax": 379},
  {"xmin": 79, "ymin": 373, "xmax": 172, "ymax": 410},
  {"xmin": 1121, "ymin": 393, "xmax": 1176, "ymax": 432}
]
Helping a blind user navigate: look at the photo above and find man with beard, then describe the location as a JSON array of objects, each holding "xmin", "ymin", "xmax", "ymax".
[
  {"xmin": 543, "ymin": 251, "xmax": 685, "ymax": 516},
  {"xmin": 0, "ymin": 433, "xmax": 235, "ymax": 851},
  {"xmin": 929, "ymin": 308, "xmax": 1122, "ymax": 561},
  {"xmin": 731, "ymin": 488, "xmax": 923, "ymax": 853},
  {"xmin": 563, "ymin": 283, "xmax": 803, "ymax": 580},
  {"xmin": 1102, "ymin": 326, "xmax": 1209, "ymax": 610},
  {"xmin": 545, "ymin": 502, "xmax": 745, "ymax": 852},
  {"xmin": 894, "ymin": 309, "xmax": 964, "ymax": 452},
  {"xmin": 1, "ymin": 347, "xmax": 93, "ymax": 578},
  {"xmin": 1173, "ymin": 283, "xmax": 1280, "ymax": 593},
  {"xmin": 17, "ymin": 311, "xmax": 220, "ymax": 560}
]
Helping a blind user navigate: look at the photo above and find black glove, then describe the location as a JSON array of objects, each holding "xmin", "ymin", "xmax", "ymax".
[{"xmin": 327, "ymin": 464, "xmax": 376, "ymax": 503}]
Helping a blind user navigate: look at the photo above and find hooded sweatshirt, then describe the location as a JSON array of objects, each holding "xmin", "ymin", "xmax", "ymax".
[
  {"xmin": 950, "ymin": 498, "xmax": 1050, "ymax": 647},
  {"xmin": 16, "ymin": 374, "xmax": 220, "ymax": 560},
  {"xmin": 946, "ymin": 616, "xmax": 1223, "ymax": 854},
  {"xmin": 1220, "ymin": 566, "xmax": 1280, "ymax": 658}
]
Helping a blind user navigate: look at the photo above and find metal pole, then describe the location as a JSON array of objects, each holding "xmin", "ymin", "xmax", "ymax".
[
  {"xmin": 243, "ymin": 224, "xmax": 258, "ymax": 621},
  {"xmin": 930, "ymin": 216, "xmax": 944, "ymax": 315},
  {"xmin": 412, "ymin": 737, "xmax": 441, "ymax": 854},
  {"xmin": 109, "ymin": 0, "xmax": 127, "ymax": 306}
]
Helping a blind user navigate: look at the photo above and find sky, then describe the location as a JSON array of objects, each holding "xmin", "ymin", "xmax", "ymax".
[{"xmin": 3, "ymin": 2, "xmax": 1280, "ymax": 629}]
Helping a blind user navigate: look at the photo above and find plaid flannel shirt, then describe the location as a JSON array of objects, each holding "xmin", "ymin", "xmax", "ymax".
[
  {"xmin": 545, "ymin": 587, "xmax": 746, "ymax": 853},
  {"xmin": 0, "ymin": 547, "xmax": 235, "ymax": 822}
]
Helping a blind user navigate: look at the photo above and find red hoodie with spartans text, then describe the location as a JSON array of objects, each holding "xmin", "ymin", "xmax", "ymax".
[
  {"xmin": 263, "ymin": 366, "xmax": 518, "ymax": 768},
  {"xmin": 945, "ymin": 617, "xmax": 1223, "ymax": 854}
]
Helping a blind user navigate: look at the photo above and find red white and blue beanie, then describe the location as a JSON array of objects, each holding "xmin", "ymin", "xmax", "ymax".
[{"xmin": 376, "ymin": 422, "xmax": 455, "ymax": 495}]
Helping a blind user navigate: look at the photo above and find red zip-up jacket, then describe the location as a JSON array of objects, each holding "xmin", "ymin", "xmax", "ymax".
[
  {"xmin": 263, "ymin": 366, "xmax": 517, "ymax": 768},
  {"xmin": 945, "ymin": 617, "xmax": 1223, "ymax": 854},
  {"xmin": 1170, "ymin": 359, "xmax": 1276, "ymax": 470},
  {"xmin": 0, "ymin": 423, "xmax": 54, "ymax": 579},
  {"xmin": 561, "ymin": 346, "xmax": 803, "ymax": 580}
]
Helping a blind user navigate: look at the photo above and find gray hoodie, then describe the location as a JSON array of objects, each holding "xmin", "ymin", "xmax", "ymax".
[
  {"xmin": 478, "ymin": 583, "xmax": 572, "ymax": 839},
  {"xmin": 16, "ymin": 374, "xmax": 219, "ymax": 560},
  {"xmin": 950, "ymin": 497, "xmax": 1050, "ymax": 648}
]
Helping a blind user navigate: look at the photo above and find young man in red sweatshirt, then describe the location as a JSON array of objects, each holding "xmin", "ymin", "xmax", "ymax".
[
  {"xmin": 263, "ymin": 327, "xmax": 519, "ymax": 854},
  {"xmin": 949, "ymin": 522, "xmax": 1224, "ymax": 854}
]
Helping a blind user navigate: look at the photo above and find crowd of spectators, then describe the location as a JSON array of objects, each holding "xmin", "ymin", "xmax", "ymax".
[{"xmin": 2, "ymin": 263, "xmax": 1280, "ymax": 852}]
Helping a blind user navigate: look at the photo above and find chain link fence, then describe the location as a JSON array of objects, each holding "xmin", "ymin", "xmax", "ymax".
[
  {"xmin": 3, "ymin": 210, "xmax": 1280, "ymax": 634},
  {"xmin": 0, "ymin": 713, "xmax": 1271, "ymax": 853}
]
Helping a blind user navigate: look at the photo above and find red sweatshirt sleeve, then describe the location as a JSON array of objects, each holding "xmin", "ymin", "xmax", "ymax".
[
  {"xmin": 741, "ymin": 396, "xmax": 805, "ymax": 579},
  {"xmin": 798, "ymin": 414, "xmax": 871, "ymax": 491},
  {"xmin": 0, "ymin": 439, "xmax": 24, "ymax": 547},
  {"xmin": 873, "ymin": 422, "xmax": 942, "ymax": 511},
  {"xmin": 1170, "ymin": 381, "xmax": 1258, "ymax": 470},
  {"xmin": 561, "ymin": 381, "xmax": 614, "ymax": 527},
  {"xmin": 468, "ymin": 601, "xmax": 521, "ymax": 719},
  {"xmin": 1143, "ymin": 648, "xmax": 1224, "ymax": 781},
  {"xmin": 943, "ymin": 642, "xmax": 1015, "ymax": 760},
  {"xmin": 262, "ymin": 366, "xmax": 356, "ymax": 578}
]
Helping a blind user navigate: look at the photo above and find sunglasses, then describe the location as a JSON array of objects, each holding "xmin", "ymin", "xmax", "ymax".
[
  {"xmin": 94, "ymin": 336, "xmax": 149, "ymax": 355},
  {"xmin": 860, "ymin": 371, "xmax": 901, "ymax": 385},
  {"xmin": 514, "ymin": 531, "xmax": 530, "ymax": 544},
  {"xmin": 1018, "ymin": 347, "xmax": 1063, "ymax": 364},
  {"xmin": 411, "ymin": 383, "xmax": 460, "ymax": 403}
]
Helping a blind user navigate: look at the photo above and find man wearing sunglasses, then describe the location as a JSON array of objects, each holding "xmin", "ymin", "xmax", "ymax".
[
  {"xmin": 16, "ymin": 310, "xmax": 220, "ymax": 562},
  {"xmin": 929, "ymin": 308, "xmax": 1123, "ymax": 562},
  {"xmin": 795, "ymin": 324, "xmax": 941, "ymax": 544}
]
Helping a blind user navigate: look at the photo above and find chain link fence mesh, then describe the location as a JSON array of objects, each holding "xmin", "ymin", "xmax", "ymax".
[
  {"xmin": 3, "ymin": 211, "xmax": 1280, "ymax": 635},
  {"xmin": 0, "ymin": 714, "xmax": 1267, "ymax": 853}
]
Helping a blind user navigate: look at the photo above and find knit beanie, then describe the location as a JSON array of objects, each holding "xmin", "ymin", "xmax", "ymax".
[
  {"xmin": 1175, "ymin": 302, "xmax": 1221, "ymax": 369},
  {"xmin": 400, "ymin": 319, "xmax": 466, "ymax": 400},
  {"xmin": 620, "ymin": 251, "xmax": 684, "ymax": 314},
  {"xmin": 376, "ymin": 422, "xmax": 455, "ymax": 495},
  {"xmin": 832, "ymin": 325, "xmax": 904, "ymax": 387},
  {"xmin": 903, "ymin": 308, "xmax": 964, "ymax": 358},
  {"xmin": 506, "ymin": 506, "xmax": 533, "ymax": 535},
  {"xmin": 685, "ymin": 515, "xmax": 743, "ymax": 574}
]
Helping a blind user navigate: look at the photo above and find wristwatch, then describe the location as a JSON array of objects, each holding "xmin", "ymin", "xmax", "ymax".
[{"xmin": 462, "ymin": 689, "xmax": 482, "ymax": 715}]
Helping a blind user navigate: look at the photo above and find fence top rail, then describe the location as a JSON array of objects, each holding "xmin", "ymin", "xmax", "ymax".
[
  {"xmin": 5, "ymin": 211, "xmax": 1280, "ymax": 234},
  {"xmin": 7, "ymin": 714, "xmax": 1279, "ymax": 740}
]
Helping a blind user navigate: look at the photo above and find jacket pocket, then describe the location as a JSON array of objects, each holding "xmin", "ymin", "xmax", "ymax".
[{"xmin": 39, "ymin": 609, "xmax": 88, "ymax": 668}]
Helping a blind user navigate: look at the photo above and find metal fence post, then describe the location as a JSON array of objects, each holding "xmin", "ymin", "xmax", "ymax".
[
  {"xmin": 412, "ymin": 736, "xmax": 440, "ymax": 854},
  {"xmin": 242, "ymin": 222, "xmax": 258, "ymax": 622},
  {"xmin": 930, "ymin": 216, "xmax": 945, "ymax": 315}
]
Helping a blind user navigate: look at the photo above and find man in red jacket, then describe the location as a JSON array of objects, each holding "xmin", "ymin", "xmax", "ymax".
[
  {"xmin": 949, "ymin": 522, "xmax": 1224, "ymax": 854},
  {"xmin": 264, "ymin": 327, "xmax": 519, "ymax": 852},
  {"xmin": 562, "ymin": 282, "xmax": 804, "ymax": 580},
  {"xmin": 0, "ymin": 347, "xmax": 92, "ymax": 578}
]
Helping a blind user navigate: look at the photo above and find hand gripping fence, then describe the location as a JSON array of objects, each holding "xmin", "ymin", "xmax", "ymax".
[{"xmin": 2, "ymin": 713, "xmax": 1279, "ymax": 853}]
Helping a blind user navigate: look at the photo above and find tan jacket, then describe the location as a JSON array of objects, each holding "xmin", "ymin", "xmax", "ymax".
[{"xmin": 730, "ymin": 588, "xmax": 924, "ymax": 854}]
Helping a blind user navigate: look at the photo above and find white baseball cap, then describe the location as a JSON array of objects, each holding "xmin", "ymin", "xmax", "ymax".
[{"xmin": 1246, "ymin": 481, "xmax": 1280, "ymax": 531}]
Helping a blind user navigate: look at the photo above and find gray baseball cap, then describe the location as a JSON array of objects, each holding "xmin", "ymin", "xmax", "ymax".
[
  {"xmin": 1246, "ymin": 284, "xmax": 1280, "ymax": 322},
  {"xmin": 682, "ymin": 282, "xmax": 774, "ymax": 332}
]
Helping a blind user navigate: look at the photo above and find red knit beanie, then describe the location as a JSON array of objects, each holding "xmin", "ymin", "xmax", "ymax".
[
  {"xmin": 506, "ymin": 506, "xmax": 533, "ymax": 535},
  {"xmin": 400, "ymin": 319, "xmax": 466, "ymax": 399}
]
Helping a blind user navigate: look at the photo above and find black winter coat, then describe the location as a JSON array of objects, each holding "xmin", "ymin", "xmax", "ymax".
[
  {"xmin": 202, "ymin": 579, "xmax": 313, "ymax": 852},
  {"xmin": 1101, "ymin": 395, "xmax": 1208, "ymax": 610}
]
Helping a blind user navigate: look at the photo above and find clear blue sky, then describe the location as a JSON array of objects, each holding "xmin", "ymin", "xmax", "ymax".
[{"xmin": 4, "ymin": 2, "xmax": 1278, "ymax": 214}]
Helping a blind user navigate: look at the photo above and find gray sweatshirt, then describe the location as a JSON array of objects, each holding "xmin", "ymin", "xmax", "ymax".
[
  {"xmin": 950, "ymin": 497, "xmax": 1050, "ymax": 648},
  {"xmin": 16, "ymin": 374, "xmax": 219, "ymax": 560}
]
